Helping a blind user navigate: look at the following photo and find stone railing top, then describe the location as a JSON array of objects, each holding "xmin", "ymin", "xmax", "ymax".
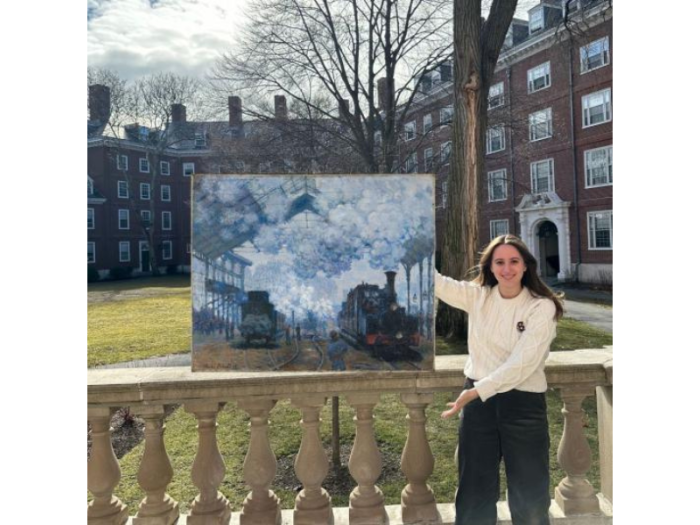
[{"xmin": 88, "ymin": 349, "xmax": 612, "ymax": 407}]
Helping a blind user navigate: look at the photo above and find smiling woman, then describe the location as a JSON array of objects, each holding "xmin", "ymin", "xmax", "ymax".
[{"xmin": 435, "ymin": 234, "xmax": 564, "ymax": 525}]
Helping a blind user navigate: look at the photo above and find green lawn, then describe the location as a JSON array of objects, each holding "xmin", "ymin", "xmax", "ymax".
[{"xmin": 91, "ymin": 277, "xmax": 609, "ymax": 512}]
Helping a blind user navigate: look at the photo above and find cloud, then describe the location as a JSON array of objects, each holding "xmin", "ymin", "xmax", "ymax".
[{"xmin": 87, "ymin": 0, "xmax": 249, "ymax": 81}]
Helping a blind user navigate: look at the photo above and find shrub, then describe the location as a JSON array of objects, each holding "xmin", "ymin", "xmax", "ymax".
[
  {"xmin": 109, "ymin": 266, "xmax": 134, "ymax": 280},
  {"xmin": 88, "ymin": 266, "xmax": 100, "ymax": 282}
]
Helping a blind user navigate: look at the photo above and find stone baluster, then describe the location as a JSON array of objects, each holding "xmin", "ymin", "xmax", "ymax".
[
  {"xmin": 347, "ymin": 393, "xmax": 387, "ymax": 525},
  {"xmin": 291, "ymin": 396, "xmax": 333, "ymax": 525},
  {"xmin": 132, "ymin": 405, "xmax": 179, "ymax": 525},
  {"xmin": 88, "ymin": 407, "xmax": 129, "ymax": 525},
  {"xmin": 555, "ymin": 385, "xmax": 601, "ymax": 515},
  {"xmin": 184, "ymin": 402, "xmax": 231, "ymax": 525},
  {"xmin": 238, "ymin": 399, "xmax": 281, "ymax": 525},
  {"xmin": 400, "ymin": 393, "xmax": 438, "ymax": 524}
]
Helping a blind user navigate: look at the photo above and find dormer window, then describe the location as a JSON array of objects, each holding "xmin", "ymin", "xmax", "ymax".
[
  {"xmin": 88, "ymin": 177, "xmax": 94, "ymax": 196},
  {"xmin": 194, "ymin": 132, "xmax": 207, "ymax": 149},
  {"xmin": 529, "ymin": 8, "xmax": 544, "ymax": 33}
]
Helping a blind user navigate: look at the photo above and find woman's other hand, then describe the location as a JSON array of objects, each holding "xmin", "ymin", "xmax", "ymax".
[{"xmin": 441, "ymin": 388, "xmax": 480, "ymax": 419}]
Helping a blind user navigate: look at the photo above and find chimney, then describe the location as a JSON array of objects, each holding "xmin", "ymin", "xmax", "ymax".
[
  {"xmin": 274, "ymin": 95, "xmax": 288, "ymax": 120},
  {"xmin": 89, "ymin": 84, "xmax": 111, "ymax": 123},
  {"xmin": 338, "ymin": 98, "xmax": 350, "ymax": 117},
  {"xmin": 377, "ymin": 78, "xmax": 388, "ymax": 112},
  {"xmin": 385, "ymin": 271, "xmax": 397, "ymax": 302},
  {"xmin": 229, "ymin": 96, "xmax": 243, "ymax": 127},
  {"xmin": 172, "ymin": 103, "xmax": 187, "ymax": 123}
]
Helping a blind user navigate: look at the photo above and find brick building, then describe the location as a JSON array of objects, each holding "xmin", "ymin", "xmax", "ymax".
[
  {"xmin": 87, "ymin": 89, "xmax": 357, "ymax": 279},
  {"xmin": 400, "ymin": 0, "xmax": 612, "ymax": 283}
]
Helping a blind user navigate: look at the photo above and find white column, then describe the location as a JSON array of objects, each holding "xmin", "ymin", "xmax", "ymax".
[
  {"xmin": 555, "ymin": 386, "xmax": 601, "ymax": 515},
  {"xmin": 132, "ymin": 405, "xmax": 179, "ymax": 525},
  {"xmin": 347, "ymin": 393, "xmax": 387, "ymax": 525},
  {"xmin": 400, "ymin": 393, "xmax": 438, "ymax": 524},
  {"xmin": 184, "ymin": 402, "xmax": 231, "ymax": 525},
  {"xmin": 238, "ymin": 399, "xmax": 281, "ymax": 525},
  {"xmin": 291, "ymin": 396, "xmax": 333, "ymax": 525},
  {"xmin": 88, "ymin": 407, "xmax": 129, "ymax": 525}
]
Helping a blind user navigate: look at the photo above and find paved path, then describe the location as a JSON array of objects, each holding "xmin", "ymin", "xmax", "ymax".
[{"xmin": 562, "ymin": 298, "xmax": 612, "ymax": 333}]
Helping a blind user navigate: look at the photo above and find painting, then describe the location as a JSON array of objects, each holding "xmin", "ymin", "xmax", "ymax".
[{"xmin": 191, "ymin": 174, "xmax": 435, "ymax": 372}]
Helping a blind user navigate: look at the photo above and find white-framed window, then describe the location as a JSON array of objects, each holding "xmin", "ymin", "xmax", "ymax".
[
  {"xmin": 161, "ymin": 184, "xmax": 171, "ymax": 202},
  {"xmin": 162, "ymin": 240, "xmax": 173, "ymax": 260},
  {"xmin": 194, "ymin": 132, "xmax": 207, "ymax": 148},
  {"xmin": 140, "ymin": 210, "xmax": 151, "ymax": 226},
  {"xmin": 486, "ymin": 126, "xmax": 505, "ymax": 154},
  {"xmin": 117, "ymin": 154, "xmax": 128, "ymax": 171},
  {"xmin": 118, "ymin": 180, "xmax": 128, "ymax": 199},
  {"xmin": 405, "ymin": 121, "xmax": 416, "ymax": 141},
  {"xmin": 488, "ymin": 82, "xmax": 505, "ymax": 109},
  {"xmin": 140, "ymin": 183, "xmax": 151, "ymax": 200},
  {"xmin": 529, "ymin": 108, "xmax": 553, "ymax": 141},
  {"xmin": 88, "ymin": 178, "xmax": 94, "ymax": 196},
  {"xmin": 183, "ymin": 162, "xmax": 195, "ymax": 177},
  {"xmin": 88, "ymin": 242, "xmax": 96, "ymax": 264},
  {"xmin": 487, "ymin": 169, "xmax": 508, "ymax": 202},
  {"xmin": 529, "ymin": 7, "xmax": 544, "ymax": 33},
  {"xmin": 404, "ymin": 152, "xmax": 418, "ymax": 173},
  {"xmin": 118, "ymin": 209, "xmax": 130, "ymax": 230},
  {"xmin": 490, "ymin": 219, "xmax": 509, "ymax": 240},
  {"xmin": 588, "ymin": 211, "xmax": 613, "ymax": 250},
  {"xmin": 580, "ymin": 36, "xmax": 610, "ymax": 73},
  {"xmin": 582, "ymin": 88, "xmax": 612, "ymax": 128},
  {"xmin": 440, "ymin": 105, "xmax": 454, "ymax": 127},
  {"xmin": 119, "ymin": 241, "xmax": 131, "ymax": 262},
  {"xmin": 527, "ymin": 62, "xmax": 551, "ymax": 93},
  {"xmin": 423, "ymin": 114, "xmax": 433, "ymax": 134},
  {"xmin": 441, "ymin": 141, "xmax": 452, "ymax": 164},
  {"xmin": 530, "ymin": 158, "xmax": 555, "ymax": 193},
  {"xmin": 162, "ymin": 211, "xmax": 172, "ymax": 231},
  {"xmin": 585, "ymin": 146, "xmax": 613, "ymax": 188},
  {"xmin": 139, "ymin": 158, "xmax": 150, "ymax": 173},
  {"xmin": 441, "ymin": 180, "xmax": 448, "ymax": 209},
  {"xmin": 88, "ymin": 208, "xmax": 95, "ymax": 229},
  {"xmin": 160, "ymin": 161, "xmax": 170, "ymax": 176},
  {"xmin": 424, "ymin": 147, "xmax": 433, "ymax": 172}
]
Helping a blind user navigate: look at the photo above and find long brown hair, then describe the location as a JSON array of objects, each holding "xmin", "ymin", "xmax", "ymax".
[{"xmin": 471, "ymin": 234, "xmax": 564, "ymax": 320}]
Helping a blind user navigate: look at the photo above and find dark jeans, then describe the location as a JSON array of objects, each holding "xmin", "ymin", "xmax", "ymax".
[{"xmin": 455, "ymin": 380, "xmax": 551, "ymax": 525}]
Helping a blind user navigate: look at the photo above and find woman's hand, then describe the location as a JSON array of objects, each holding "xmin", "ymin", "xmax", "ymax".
[{"xmin": 441, "ymin": 388, "xmax": 479, "ymax": 419}]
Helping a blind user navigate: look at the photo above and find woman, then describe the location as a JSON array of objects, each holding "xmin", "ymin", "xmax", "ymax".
[{"xmin": 436, "ymin": 234, "xmax": 563, "ymax": 525}]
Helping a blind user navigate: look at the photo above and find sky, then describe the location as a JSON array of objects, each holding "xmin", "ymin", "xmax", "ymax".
[
  {"xmin": 87, "ymin": 0, "xmax": 541, "ymax": 83},
  {"xmin": 87, "ymin": 0, "xmax": 251, "ymax": 81}
]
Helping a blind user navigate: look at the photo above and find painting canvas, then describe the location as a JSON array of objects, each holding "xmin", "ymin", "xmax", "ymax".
[{"xmin": 191, "ymin": 174, "xmax": 435, "ymax": 372}]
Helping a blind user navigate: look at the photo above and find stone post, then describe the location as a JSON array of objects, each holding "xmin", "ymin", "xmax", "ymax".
[
  {"xmin": 597, "ymin": 384, "xmax": 613, "ymax": 504},
  {"xmin": 88, "ymin": 407, "xmax": 129, "ymax": 525},
  {"xmin": 132, "ymin": 405, "xmax": 179, "ymax": 525},
  {"xmin": 184, "ymin": 402, "xmax": 231, "ymax": 525},
  {"xmin": 347, "ymin": 393, "xmax": 387, "ymax": 525},
  {"xmin": 400, "ymin": 393, "xmax": 438, "ymax": 524},
  {"xmin": 238, "ymin": 399, "xmax": 281, "ymax": 525},
  {"xmin": 555, "ymin": 386, "xmax": 601, "ymax": 515},
  {"xmin": 291, "ymin": 396, "xmax": 333, "ymax": 525}
]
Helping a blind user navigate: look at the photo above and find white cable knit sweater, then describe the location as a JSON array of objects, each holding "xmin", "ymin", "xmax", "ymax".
[{"xmin": 435, "ymin": 272, "xmax": 557, "ymax": 402}]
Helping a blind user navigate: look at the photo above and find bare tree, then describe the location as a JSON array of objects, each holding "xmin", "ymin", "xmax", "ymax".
[
  {"xmin": 210, "ymin": 0, "xmax": 452, "ymax": 174},
  {"xmin": 440, "ymin": 0, "xmax": 518, "ymax": 339}
]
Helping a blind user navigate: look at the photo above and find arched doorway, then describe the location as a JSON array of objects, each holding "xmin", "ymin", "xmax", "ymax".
[{"xmin": 537, "ymin": 221, "xmax": 559, "ymax": 278}]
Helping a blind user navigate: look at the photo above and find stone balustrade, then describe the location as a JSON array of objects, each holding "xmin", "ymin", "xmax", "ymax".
[{"xmin": 88, "ymin": 349, "xmax": 613, "ymax": 525}]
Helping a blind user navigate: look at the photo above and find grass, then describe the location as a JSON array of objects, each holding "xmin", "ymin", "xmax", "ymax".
[
  {"xmin": 88, "ymin": 276, "xmax": 191, "ymax": 367},
  {"xmin": 92, "ymin": 277, "xmax": 609, "ymax": 513}
]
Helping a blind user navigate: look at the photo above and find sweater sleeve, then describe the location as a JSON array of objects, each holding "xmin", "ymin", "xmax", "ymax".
[
  {"xmin": 434, "ymin": 271, "xmax": 481, "ymax": 315},
  {"xmin": 473, "ymin": 298, "xmax": 557, "ymax": 401}
]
